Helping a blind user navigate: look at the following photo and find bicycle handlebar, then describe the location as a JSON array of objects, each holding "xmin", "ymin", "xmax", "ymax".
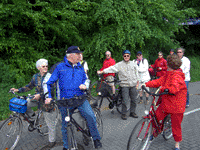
[
  {"xmin": 98, "ymin": 74, "xmax": 121, "ymax": 84},
  {"xmin": 141, "ymin": 85, "xmax": 175, "ymax": 96}
]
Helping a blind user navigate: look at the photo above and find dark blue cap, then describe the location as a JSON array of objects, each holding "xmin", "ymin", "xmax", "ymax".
[
  {"xmin": 137, "ymin": 51, "xmax": 142, "ymax": 55},
  {"xmin": 66, "ymin": 46, "xmax": 83, "ymax": 54},
  {"xmin": 122, "ymin": 50, "xmax": 131, "ymax": 55}
]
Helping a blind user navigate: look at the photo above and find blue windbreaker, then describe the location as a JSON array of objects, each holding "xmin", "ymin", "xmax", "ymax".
[{"xmin": 46, "ymin": 56, "xmax": 87, "ymax": 99}]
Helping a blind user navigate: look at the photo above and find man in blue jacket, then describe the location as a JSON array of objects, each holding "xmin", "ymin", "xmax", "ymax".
[{"xmin": 45, "ymin": 46, "xmax": 102, "ymax": 150}]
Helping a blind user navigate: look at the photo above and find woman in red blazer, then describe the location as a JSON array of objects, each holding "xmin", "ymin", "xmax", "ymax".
[
  {"xmin": 145, "ymin": 54, "xmax": 187, "ymax": 150},
  {"xmin": 149, "ymin": 51, "xmax": 168, "ymax": 78}
]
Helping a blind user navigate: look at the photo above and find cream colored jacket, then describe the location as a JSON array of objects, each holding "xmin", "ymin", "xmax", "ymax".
[
  {"xmin": 103, "ymin": 60, "xmax": 139, "ymax": 87},
  {"xmin": 133, "ymin": 59, "xmax": 150, "ymax": 82}
]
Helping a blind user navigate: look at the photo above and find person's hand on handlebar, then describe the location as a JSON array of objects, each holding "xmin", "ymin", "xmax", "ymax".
[
  {"xmin": 45, "ymin": 98, "xmax": 52, "ymax": 104},
  {"xmin": 97, "ymin": 70, "xmax": 104, "ymax": 74},
  {"xmin": 79, "ymin": 84, "xmax": 87, "ymax": 90},
  {"xmin": 33, "ymin": 94, "xmax": 41, "ymax": 101},
  {"xmin": 10, "ymin": 88, "xmax": 19, "ymax": 93}
]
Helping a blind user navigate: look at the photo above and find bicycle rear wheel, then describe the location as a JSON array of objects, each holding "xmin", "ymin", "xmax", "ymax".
[
  {"xmin": 92, "ymin": 107, "xmax": 103, "ymax": 138},
  {"xmin": 116, "ymin": 92, "xmax": 130, "ymax": 114},
  {"xmin": 0, "ymin": 116, "xmax": 22, "ymax": 150},
  {"xmin": 162, "ymin": 114, "xmax": 173, "ymax": 140},
  {"xmin": 127, "ymin": 118, "xmax": 152, "ymax": 150}
]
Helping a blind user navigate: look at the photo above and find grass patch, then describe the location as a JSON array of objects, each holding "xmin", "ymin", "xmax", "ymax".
[{"xmin": 188, "ymin": 56, "xmax": 200, "ymax": 82}]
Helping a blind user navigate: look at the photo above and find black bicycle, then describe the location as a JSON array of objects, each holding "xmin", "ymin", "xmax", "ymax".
[
  {"xmin": 48, "ymin": 95, "xmax": 103, "ymax": 150},
  {"xmin": 0, "ymin": 90, "xmax": 59, "ymax": 150},
  {"xmin": 89, "ymin": 74, "xmax": 130, "ymax": 114}
]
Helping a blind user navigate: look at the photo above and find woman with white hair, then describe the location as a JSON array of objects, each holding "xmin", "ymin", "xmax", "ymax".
[{"xmin": 10, "ymin": 58, "xmax": 57, "ymax": 148}]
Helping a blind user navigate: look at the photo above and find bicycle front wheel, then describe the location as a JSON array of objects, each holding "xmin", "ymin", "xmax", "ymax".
[
  {"xmin": 127, "ymin": 118, "xmax": 152, "ymax": 150},
  {"xmin": 37, "ymin": 111, "xmax": 49, "ymax": 136},
  {"xmin": 0, "ymin": 116, "xmax": 22, "ymax": 150}
]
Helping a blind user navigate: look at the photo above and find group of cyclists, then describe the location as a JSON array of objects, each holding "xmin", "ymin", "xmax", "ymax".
[{"xmin": 10, "ymin": 46, "xmax": 190, "ymax": 150}]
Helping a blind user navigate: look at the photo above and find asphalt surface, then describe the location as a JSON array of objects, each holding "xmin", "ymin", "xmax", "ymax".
[{"xmin": 1, "ymin": 81, "xmax": 200, "ymax": 150}]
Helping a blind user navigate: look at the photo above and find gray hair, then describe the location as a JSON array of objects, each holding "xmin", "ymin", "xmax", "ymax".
[
  {"xmin": 36, "ymin": 59, "xmax": 48, "ymax": 70},
  {"xmin": 105, "ymin": 51, "xmax": 111, "ymax": 55},
  {"xmin": 176, "ymin": 47, "xmax": 185, "ymax": 53},
  {"xmin": 158, "ymin": 51, "xmax": 163, "ymax": 55},
  {"xmin": 66, "ymin": 54, "xmax": 71, "ymax": 57}
]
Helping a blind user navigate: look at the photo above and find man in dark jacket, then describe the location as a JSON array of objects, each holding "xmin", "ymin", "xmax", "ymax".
[{"xmin": 45, "ymin": 46, "xmax": 102, "ymax": 150}]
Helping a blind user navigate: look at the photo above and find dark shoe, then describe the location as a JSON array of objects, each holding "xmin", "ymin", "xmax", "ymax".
[
  {"xmin": 63, "ymin": 148, "xmax": 68, "ymax": 150},
  {"xmin": 130, "ymin": 112, "xmax": 138, "ymax": 118},
  {"xmin": 109, "ymin": 102, "xmax": 114, "ymax": 109},
  {"xmin": 94, "ymin": 139, "xmax": 102, "ymax": 149},
  {"xmin": 47, "ymin": 141, "xmax": 56, "ymax": 148},
  {"xmin": 121, "ymin": 114, "xmax": 127, "ymax": 120},
  {"xmin": 138, "ymin": 100, "xmax": 143, "ymax": 104},
  {"xmin": 186, "ymin": 105, "xmax": 189, "ymax": 108},
  {"xmin": 149, "ymin": 135, "xmax": 154, "ymax": 141},
  {"xmin": 90, "ymin": 100, "xmax": 98, "ymax": 108}
]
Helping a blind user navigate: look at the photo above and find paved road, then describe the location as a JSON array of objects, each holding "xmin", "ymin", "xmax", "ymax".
[{"xmin": 1, "ymin": 81, "xmax": 200, "ymax": 150}]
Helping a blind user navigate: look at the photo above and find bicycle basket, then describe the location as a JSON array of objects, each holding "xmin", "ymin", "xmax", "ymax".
[
  {"xmin": 96, "ymin": 81, "xmax": 112, "ymax": 97},
  {"xmin": 9, "ymin": 97, "xmax": 27, "ymax": 113}
]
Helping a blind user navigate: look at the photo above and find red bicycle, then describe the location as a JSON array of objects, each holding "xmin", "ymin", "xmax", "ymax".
[{"xmin": 127, "ymin": 85, "xmax": 173, "ymax": 150}]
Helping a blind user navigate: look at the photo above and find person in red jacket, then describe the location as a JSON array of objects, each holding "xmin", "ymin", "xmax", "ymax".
[
  {"xmin": 144, "ymin": 54, "xmax": 187, "ymax": 150},
  {"xmin": 100, "ymin": 51, "xmax": 116, "ymax": 96},
  {"xmin": 149, "ymin": 51, "xmax": 167, "ymax": 78}
]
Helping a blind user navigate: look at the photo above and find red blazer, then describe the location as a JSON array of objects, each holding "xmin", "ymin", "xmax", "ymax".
[
  {"xmin": 100, "ymin": 57, "xmax": 116, "ymax": 78},
  {"xmin": 145, "ymin": 70, "xmax": 187, "ymax": 113},
  {"xmin": 151, "ymin": 58, "xmax": 167, "ymax": 77}
]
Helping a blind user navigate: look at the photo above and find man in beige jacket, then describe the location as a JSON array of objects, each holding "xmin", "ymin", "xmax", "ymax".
[{"xmin": 98, "ymin": 50, "xmax": 139, "ymax": 120}]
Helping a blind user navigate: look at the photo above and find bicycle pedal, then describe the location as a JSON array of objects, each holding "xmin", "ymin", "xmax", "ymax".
[{"xmin": 109, "ymin": 102, "xmax": 114, "ymax": 109}]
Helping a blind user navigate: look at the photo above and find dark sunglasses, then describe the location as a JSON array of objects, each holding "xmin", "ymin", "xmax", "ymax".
[
  {"xmin": 177, "ymin": 52, "xmax": 182, "ymax": 53},
  {"xmin": 123, "ymin": 55, "xmax": 130, "ymax": 58},
  {"xmin": 42, "ymin": 66, "xmax": 48, "ymax": 68}
]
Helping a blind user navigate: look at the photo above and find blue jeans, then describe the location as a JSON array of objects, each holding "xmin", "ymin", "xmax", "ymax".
[
  {"xmin": 59, "ymin": 100, "xmax": 101, "ymax": 149},
  {"xmin": 185, "ymin": 81, "xmax": 189, "ymax": 105}
]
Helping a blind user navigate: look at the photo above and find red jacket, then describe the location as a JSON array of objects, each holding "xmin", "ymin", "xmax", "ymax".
[
  {"xmin": 151, "ymin": 58, "xmax": 167, "ymax": 77},
  {"xmin": 100, "ymin": 57, "xmax": 116, "ymax": 78},
  {"xmin": 145, "ymin": 70, "xmax": 187, "ymax": 113}
]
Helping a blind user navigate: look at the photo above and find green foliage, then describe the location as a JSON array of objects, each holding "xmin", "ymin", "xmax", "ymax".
[{"xmin": 188, "ymin": 56, "xmax": 200, "ymax": 83}]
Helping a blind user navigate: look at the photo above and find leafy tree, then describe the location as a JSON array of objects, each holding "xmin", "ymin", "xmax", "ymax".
[{"xmin": 0, "ymin": 0, "xmax": 197, "ymax": 85}]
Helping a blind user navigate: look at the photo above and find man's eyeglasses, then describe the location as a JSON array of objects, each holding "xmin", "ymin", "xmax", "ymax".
[
  {"xmin": 158, "ymin": 55, "xmax": 162, "ymax": 56},
  {"xmin": 42, "ymin": 66, "xmax": 48, "ymax": 68},
  {"xmin": 106, "ymin": 54, "xmax": 110, "ymax": 56},
  {"xmin": 123, "ymin": 55, "xmax": 130, "ymax": 58},
  {"xmin": 177, "ymin": 52, "xmax": 182, "ymax": 53}
]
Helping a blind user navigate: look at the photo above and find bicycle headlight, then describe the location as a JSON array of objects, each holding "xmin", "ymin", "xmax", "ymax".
[
  {"xmin": 65, "ymin": 116, "xmax": 70, "ymax": 122},
  {"xmin": 98, "ymin": 92, "xmax": 101, "ymax": 95},
  {"xmin": 144, "ymin": 110, "xmax": 149, "ymax": 115}
]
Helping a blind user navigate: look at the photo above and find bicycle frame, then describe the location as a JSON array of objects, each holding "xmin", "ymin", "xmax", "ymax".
[{"xmin": 140, "ymin": 88, "xmax": 163, "ymax": 139}]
